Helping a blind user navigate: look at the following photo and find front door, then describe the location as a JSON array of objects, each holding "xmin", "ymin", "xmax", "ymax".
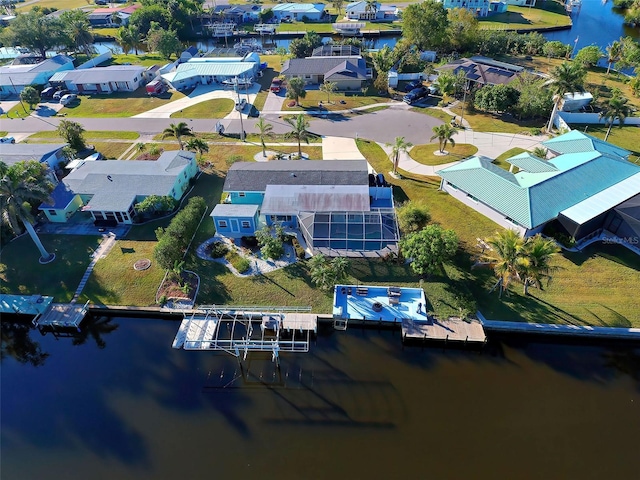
[{"xmin": 231, "ymin": 219, "xmax": 239, "ymax": 232}]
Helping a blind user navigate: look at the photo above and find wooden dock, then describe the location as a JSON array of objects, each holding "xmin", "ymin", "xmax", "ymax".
[
  {"xmin": 36, "ymin": 302, "xmax": 89, "ymax": 329},
  {"xmin": 401, "ymin": 317, "xmax": 486, "ymax": 343}
]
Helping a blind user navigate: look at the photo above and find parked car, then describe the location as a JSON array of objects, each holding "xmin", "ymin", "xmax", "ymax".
[
  {"xmin": 248, "ymin": 105, "xmax": 259, "ymax": 117},
  {"xmin": 270, "ymin": 78, "xmax": 284, "ymax": 93},
  {"xmin": 0, "ymin": 136, "xmax": 16, "ymax": 144},
  {"xmin": 404, "ymin": 79, "xmax": 423, "ymax": 92},
  {"xmin": 235, "ymin": 98, "xmax": 247, "ymax": 111},
  {"xmin": 427, "ymin": 84, "xmax": 439, "ymax": 95},
  {"xmin": 53, "ymin": 89, "xmax": 70, "ymax": 100},
  {"xmin": 403, "ymin": 87, "xmax": 428, "ymax": 104},
  {"xmin": 41, "ymin": 86, "xmax": 57, "ymax": 99},
  {"xmin": 60, "ymin": 94, "xmax": 78, "ymax": 105}
]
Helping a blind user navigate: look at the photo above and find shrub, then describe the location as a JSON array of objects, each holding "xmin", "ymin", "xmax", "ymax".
[
  {"xmin": 292, "ymin": 237, "xmax": 306, "ymax": 259},
  {"xmin": 208, "ymin": 241, "xmax": 229, "ymax": 258},
  {"xmin": 233, "ymin": 255, "xmax": 251, "ymax": 273},
  {"xmin": 397, "ymin": 201, "xmax": 431, "ymax": 234}
]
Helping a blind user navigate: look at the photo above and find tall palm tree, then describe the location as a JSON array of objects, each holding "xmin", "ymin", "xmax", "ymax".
[
  {"xmin": 434, "ymin": 71, "xmax": 456, "ymax": 102},
  {"xmin": 185, "ymin": 138, "xmax": 209, "ymax": 157},
  {"xmin": 162, "ymin": 122, "xmax": 194, "ymax": 149},
  {"xmin": 61, "ymin": 10, "xmax": 93, "ymax": 57},
  {"xmin": 546, "ymin": 61, "xmax": 586, "ymax": 133},
  {"xmin": 255, "ymin": 118, "xmax": 274, "ymax": 157},
  {"xmin": 599, "ymin": 93, "xmax": 632, "ymax": 141},
  {"xmin": 319, "ymin": 81, "xmax": 337, "ymax": 103},
  {"xmin": 516, "ymin": 235, "xmax": 560, "ymax": 295},
  {"xmin": 365, "ymin": 0, "xmax": 378, "ymax": 19},
  {"xmin": 483, "ymin": 229, "xmax": 525, "ymax": 297},
  {"xmin": 116, "ymin": 26, "xmax": 133, "ymax": 54},
  {"xmin": 0, "ymin": 161, "xmax": 55, "ymax": 263},
  {"xmin": 386, "ymin": 136, "xmax": 412, "ymax": 175},
  {"xmin": 284, "ymin": 114, "xmax": 314, "ymax": 158},
  {"xmin": 430, "ymin": 124, "xmax": 457, "ymax": 154},
  {"xmin": 605, "ymin": 40, "xmax": 623, "ymax": 75}
]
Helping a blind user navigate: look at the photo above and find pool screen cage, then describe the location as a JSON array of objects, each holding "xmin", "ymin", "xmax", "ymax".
[{"xmin": 298, "ymin": 210, "xmax": 400, "ymax": 256}]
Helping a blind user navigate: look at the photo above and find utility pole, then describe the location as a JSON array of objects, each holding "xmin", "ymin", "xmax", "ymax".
[
  {"xmin": 460, "ymin": 78, "xmax": 469, "ymax": 128},
  {"xmin": 235, "ymin": 76, "xmax": 245, "ymax": 142}
]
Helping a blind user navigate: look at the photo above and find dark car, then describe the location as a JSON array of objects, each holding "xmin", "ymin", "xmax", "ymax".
[
  {"xmin": 53, "ymin": 89, "xmax": 70, "ymax": 101},
  {"xmin": 248, "ymin": 105, "xmax": 260, "ymax": 117},
  {"xmin": 403, "ymin": 87, "xmax": 428, "ymax": 104},
  {"xmin": 41, "ymin": 86, "xmax": 57, "ymax": 99},
  {"xmin": 403, "ymin": 79, "xmax": 423, "ymax": 92}
]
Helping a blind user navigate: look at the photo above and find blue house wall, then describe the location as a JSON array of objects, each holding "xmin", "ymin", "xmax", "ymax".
[
  {"xmin": 265, "ymin": 214, "xmax": 298, "ymax": 228},
  {"xmin": 228, "ymin": 191, "xmax": 264, "ymax": 204},
  {"xmin": 213, "ymin": 213, "xmax": 259, "ymax": 239}
]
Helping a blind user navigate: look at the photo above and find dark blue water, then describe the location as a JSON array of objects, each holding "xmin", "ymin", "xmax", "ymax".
[{"xmin": 2, "ymin": 316, "xmax": 639, "ymax": 479}]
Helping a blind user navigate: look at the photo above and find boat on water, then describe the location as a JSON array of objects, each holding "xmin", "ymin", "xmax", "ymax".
[{"xmin": 234, "ymin": 39, "xmax": 263, "ymax": 55}]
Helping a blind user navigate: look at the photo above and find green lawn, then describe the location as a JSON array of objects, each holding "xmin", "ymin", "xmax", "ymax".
[
  {"xmin": 410, "ymin": 143, "xmax": 478, "ymax": 166},
  {"xmin": 0, "ymin": 235, "xmax": 101, "ymax": 302},
  {"xmin": 60, "ymin": 89, "xmax": 186, "ymax": 118},
  {"xmin": 17, "ymin": 0, "xmax": 88, "ymax": 11},
  {"xmin": 411, "ymin": 107, "xmax": 452, "ymax": 124},
  {"xmin": 5, "ymin": 104, "xmax": 32, "ymax": 119},
  {"xmin": 28, "ymin": 131, "xmax": 140, "ymax": 141},
  {"xmin": 282, "ymin": 90, "xmax": 391, "ymax": 111},
  {"xmin": 493, "ymin": 147, "xmax": 527, "ymax": 170},
  {"xmin": 170, "ymin": 99, "xmax": 234, "ymax": 119},
  {"xmin": 479, "ymin": 4, "xmax": 572, "ymax": 31},
  {"xmin": 91, "ymin": 142, "xmax": 134, "ymax": 159},
  {"xmin": 450, "ymin": 104, "xmax": 545, "ymax": 133}
]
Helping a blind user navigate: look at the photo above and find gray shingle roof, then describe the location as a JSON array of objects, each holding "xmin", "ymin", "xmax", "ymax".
[
  {"xmin": 58, "ymin": 150, "xmax": 195, "ymax": 212},
  {"xmin": 324, "ymin": 60, "xmax": 367, "ymax": 81},
  {"xmin": 0, "ymin": 143, "xmax": 68, "ymax": 166},
  {"xmin": 54, "ymin": 65, "xmax": 145, "ymax": 85},
  {"xmin": 223, "ymin": 160, "xmax": 369, "ymax": 192},
  {"xmin": 281, "ymin": 56, "xmax": 365, "ymax": 77}
]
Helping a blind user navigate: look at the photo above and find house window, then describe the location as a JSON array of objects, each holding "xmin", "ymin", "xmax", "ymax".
[
  {"xmin": 48, "ymin": 209, "xmax": 56, "ymax": 215},
  {"xmin": 270, "ymin": 215, "xmax": 292, "ymax": 222},
  {"xmin": 184, "ymin": 171, "xmax": 187, "ymax": 178},
  {"xmin": 133, "ymin": 77, "xmax": 138, "ymax": 82},
  {"xmin": 238, "ymin": 192, "xmax": 245, "ymax": 197},
  {"xmin": 218, "ymin": 220, "xmax": 228, "ymax": 228},
  {"xmin": 241, "ymin": 221, "xmax": 250, "ymax": 228}
]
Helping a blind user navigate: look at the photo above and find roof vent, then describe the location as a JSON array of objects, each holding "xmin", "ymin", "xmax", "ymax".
[{"xmin": 290, "ymin": 173, "xmax": 296, "ymax": 177}]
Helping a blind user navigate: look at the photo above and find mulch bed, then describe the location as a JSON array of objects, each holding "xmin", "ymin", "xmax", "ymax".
[
  {"xmin": 133, "ymin": 259, "xmax": 151, "ymax": 271},
  {"xmin": 157, "ymin": 271, "xmax": 199, "ymax": 301}
]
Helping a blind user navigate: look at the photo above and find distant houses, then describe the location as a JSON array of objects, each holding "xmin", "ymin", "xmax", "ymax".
[
  {"xmin": 88, "ymin": 5, "xmax": 141, "ymax": 27},
  {"xmin": 439, "ymin": 0, "xmax": 491, "ymax": 17},
  {"xmin": 272, "ymin": 3, "xmax": 326, "ymax": 22},
  {"xmin": 40, "ymin": 151, "xmax": 199, "ymax": 225},
  {"xmin": 344, "ymin": 2, "xmax": 398, "ymax": 21},
  {"xmin": 437, "ymin": 131, "xmax": 640, "ymax": 244},
  {"xmin": 0, "ymin": 54, "xmax": 74, "ymax": 96}
]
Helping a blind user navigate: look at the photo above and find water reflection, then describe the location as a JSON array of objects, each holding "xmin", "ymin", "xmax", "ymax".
[{"xmin": 0, "ymin": 320, "xmax": 49, "ymax": 366}]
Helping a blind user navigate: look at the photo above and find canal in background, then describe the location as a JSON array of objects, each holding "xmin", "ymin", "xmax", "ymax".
[{"xmin": 2, "ymin": 316, "xmax": 639, "ymax": 480}]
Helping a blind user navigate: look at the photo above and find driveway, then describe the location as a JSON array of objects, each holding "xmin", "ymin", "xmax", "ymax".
[
  {"xmin": 262, "ymin": 91, "xmax": 285, "ymax": 114},
  {"xmin": 133, "ymin": 84, "xmax": 260, "ymax": 119}
]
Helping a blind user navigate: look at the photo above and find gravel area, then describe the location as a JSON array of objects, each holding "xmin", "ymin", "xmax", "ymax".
[{"xmin": 197, "ymin": 234, "xmax": 298, "ymax": 277}]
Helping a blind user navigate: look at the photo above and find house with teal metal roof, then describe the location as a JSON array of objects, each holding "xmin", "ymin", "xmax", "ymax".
[{"xmin": 437, "ymin": 131, "xmax": 640, "ymax": 246}]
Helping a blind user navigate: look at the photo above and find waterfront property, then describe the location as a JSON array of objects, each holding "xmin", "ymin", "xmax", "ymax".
[
  {"xmin": 0, "ymin": 143, "xmax": 69, "ymax": 169},
  {"xmin": 440, "ymin": 0, "xmax": 491, "ymax": 17},
  {"xmin": 212, "ymin": 160, "xmax": 399, "ymax": 256},
  {"xmin": 39, "ymin": 150, "xmax": 198, "ymax": 225},
  {"xmin": 437, "ymin": 56, "xmax": 525, "ymax": 87},
  {"xmin": 213, "ymin": 4, "xmax": 263, "ymax": 24},
  {"xmin": 344, "ymin": 2, "xmax": 398, "ymax": 21},
  {"xmin": 281, "ymin": 53, "xmax": 370, "ymax": 90},
  {"xmin": 271, "ymin": 3, "xmax": 326, "ymax": 22},
  {"xmin": 437, "ymin": 131, "xmax": 640, "ymax": 246},
  {"xmin": 49, "ymin": 65, "xmax": 146, "ymax": 94},
  {"xmin": 0, "ymin": 54, "xmax": 74, "ymax": 96}
]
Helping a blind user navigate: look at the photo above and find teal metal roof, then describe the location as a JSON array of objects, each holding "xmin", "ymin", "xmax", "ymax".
[
  {"xmin": 273, "ymin": 3, "xmax": 325, "ymax": 13},
  {"xmin": 543, "ymin": 130, "xmax": 630, "ymax": 159},
  {"xmin": 507, "ymin": 153, "xmax": 558, "ymax": 173},
  {"xmin": 438, "ymin": 133, "xmax": 640, "ymax": 228},
  {"xmin": 172, "ymin": 62, "xmax": 253, "ymax": 82}
]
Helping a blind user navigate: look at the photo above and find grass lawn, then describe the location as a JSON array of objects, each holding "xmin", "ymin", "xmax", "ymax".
[
  {"xmin": 282, "ymin": 90, "xmax": 390, "ymax": 111},
  {"xmin": 450, "ymin": 104, "xmax": 545, "ymax": 133},
  {"xmin": 0, "ymin": 235, "xmax": 101, "ymax": 302},
  {"xmin": 5, "ymin": 104, "xmax": 32, "ymax": 119},
  {"xmin": 80, "ymin": 240, "xmax": 166, "ymax": 306},
  {"xmin": 493, "ymin": 147, "xmax": 527, "ymax": 170},
  {"xmin": 410, "ymin": 143, "xmax": 479, "ymax": 166},
  {"xmin": 28, "ymin": 131, "xmax": 140, "ymax": 141},
  {"xmin": 91, "ymin": 142, "xmax": 133, "ymax": 159},
  {"xmin": 479, "ymin": 4, "xmax": 571, "ymax": 31},
  {"xmin": 170, "ymin": 99, "xmax": 234, "ymax": 119},
  {"xmin": 60, "ymin": 89, "xmax": 186, "ymax": 118},
  {"xmin": 109, "ymin": 53, "xmax": 170, "ymax": 68},
  {"xmin": 17, "ymin": 0, "xmax": 87, "ymax": 11},
  {"xmin": 0, "ymin": 131, "xmax": 7, "ymax": 137},
  {"xmin": 411, "ymin": 107, "xmax": 453, "ymax": 124}
]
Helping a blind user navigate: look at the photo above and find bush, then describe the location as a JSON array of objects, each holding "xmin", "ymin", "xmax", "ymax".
[
  {"xmin": 397, "ymin": 201, "xmax": 431, "ymax": 234},
  {"xmin": 208, "ymin": 241, "xmax": 229, "ymax": 258},
  {"xmin": 235, "ymin": 257, "xmax": 251, "ymax": 273},
  {"xmin": 291, "ymin": 237, "xmax": 306, "ymax": 259}
]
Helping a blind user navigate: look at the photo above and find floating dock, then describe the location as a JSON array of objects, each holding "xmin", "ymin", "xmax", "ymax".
[
  {"xmin": 402, "ymin": 317, "xmax": 486, "ymax": 343},
  {"xmin": 35, "ymin": 301, "xmax": 90, "ymax": 330}
]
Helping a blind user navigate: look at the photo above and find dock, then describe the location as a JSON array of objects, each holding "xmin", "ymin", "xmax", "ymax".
[
  {"xmin": 402, "ymin": 317, "xmax": 486, "ymax": 343},
  {"xmin": 35, "ymin": 301, "xmax": 90, "ymax": 330}
]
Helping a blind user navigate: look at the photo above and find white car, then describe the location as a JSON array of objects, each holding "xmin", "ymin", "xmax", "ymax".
[
  {"xmin": 0, "ymin": 136, "xmax": 15, "ymax": 144},
  {"xmin": 235, "ymin": 98, "xmax": 247, "ymax": 111},
  {"xmin": 60, "ymin": 94, "xmax": 78, "ymax": 105}
]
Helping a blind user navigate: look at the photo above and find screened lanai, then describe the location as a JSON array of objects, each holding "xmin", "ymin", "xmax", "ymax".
[{"xmin": 298, "ymin": 210, "xmax": 400, "ymax": 257}]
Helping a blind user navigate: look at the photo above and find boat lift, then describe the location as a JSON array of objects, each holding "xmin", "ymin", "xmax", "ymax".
[{"xmin": 172, "ymin": 305, "xmax": 317, "ymax": 364}]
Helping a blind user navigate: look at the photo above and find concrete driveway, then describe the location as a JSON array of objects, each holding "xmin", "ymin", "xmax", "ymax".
[{"xmin": 262, "ymin": 91, "xmax": 285, "ymax": 114}]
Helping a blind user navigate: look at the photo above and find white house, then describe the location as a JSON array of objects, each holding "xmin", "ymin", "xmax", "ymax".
[
  {"xmin": 345, "ymin": 2, "xmax": 397, "ymax": 20},
  {"xmin": 271, "ymin": 3, "xmax": 326, "ymax": 22},
  {"xmin": 0, "ymin": 54, "xmax": 74, "ymax": 96},
  {"xmin": 48, "ymin": 65, "xmax": 146, "ymax": 94}
]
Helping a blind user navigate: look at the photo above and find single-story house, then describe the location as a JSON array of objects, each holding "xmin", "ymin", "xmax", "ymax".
[
  {"xmin": 179, "ymin": 46, "xmax": 200, "ymax": 64},
  {"xmin": 40, "ymin": 150, "xmax": 199, "ymax": 225},
  {"xmin": 162, "ymin": 53, "xmax": 261, "ymax": 90},
  {"xmin": 312, "ymin": 45, "xmax": 361, "ymax": 57},
  {"xmin": 281, "ymin": 55, "xmax": 370, "ymax": 90},
  {"xmin": 437, "ymin": 56, "xmax": 524, "ymax": 86},
  {"xmin": 89, "ymin": 5, "xmax": 140, "ymax": 26},
  {"xmin": 489, "ymin": 1, "xmax": 508, "ymax": 13},
  {"xmin": 48, "ymin": 65, "xmax": 146, "ymax": 93},
  {"xmin": 437, "ymin": 131, "xmax": 640, "ymax": 244},
  {"xmin": 0, "ymin": 54, "xmax": 74, "ymax": 96},
  {"xmin": 0, "ymin": 143, "xmax": 69, "ymax": 169},
  {"xmin": 272, "ymin": 3, "xmax": 326, "ymax": 22},
  {"xmin": 214, "ymin": 4, "xmax": 263, "ymax": 23},
  {"xmin": 345, "ymin": 1, "xmax": 398, "ymax": 20},
  {"xmin": 212, "ymin": 160, "xmax": 400, "ymax": 257},
  {"xmin": 441, "ymin": 0, "xmax": 490, "ymax": 17}
]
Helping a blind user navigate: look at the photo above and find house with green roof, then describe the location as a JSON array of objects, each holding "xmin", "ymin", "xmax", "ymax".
[{"xmin": 437, "ymin": 131, "xmax": 640, "ymax": 246}]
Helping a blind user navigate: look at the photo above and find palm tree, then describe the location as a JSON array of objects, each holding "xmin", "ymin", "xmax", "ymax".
[
  {"xmin": 435, "ymin": 72, "xmax": 456, "ymax": 102},
  {"xmin": 162, "ymin": 122, "xmax": 194, "ymax": 149},
  {"xmin": 286, "ymin": 76, "xmax": 307, "ymax": 105},
  {"xmin": 116, "ymin": 26, "xmax": 133, "ymax": 54},
  {"xmin": 386, "ymin": 136, "xmax": 412, "ymax": 175},
  {"xmin": 546, "ymin": 61, "xmax": 586, "ymax": 133},
  {"xmin": 483, "ymin": 229, "xmax": 526, "ymax": 297},
  {"xmin": 333, "ymin": 0, "xmax": 345, "ymax": 16},
  {"xmin": 0, "ymin": 161, "xmax": 55, "ymax": 263},
  {"xmin": 605, "ymin": 40, "xmax": 623, "ymax": 75},
  {"xmin": 516, "ymin": 235, "xmax": 560, "ymax": 295},
  {"xmin": 430, "ymin": 124, "xmax": 457, "ymax": 154},
  {"xmin": 371, "ymin": 45, "xmax": 394, "ymax": 93},
  {"xmin": 599, "ymin": 93, "xmax": 632, "ymax": 141},
  {"xmin": 330, "ymin": 256, "xmax": 350, "ymax": 284},
  {"xmin": 284, "ymin": 114, "xmax": 314, "ymax": 158},
  {"xmin": 365, "ymin": 0, "xmax": 378, "ymax": 19},
  {"xmin": 255, "ymin": 118, "xmax": 274, "ymax": 158},
  {"xmin": 61, "ymin": 10, "xmax": 93, "ymax": 57},
  {"xmin": 319, "ymin": 81, "xmax": 337, "ymax": 103},
  {"xmin": 185, "ymin": 138, "xmax": 209, "ymax": 157}
]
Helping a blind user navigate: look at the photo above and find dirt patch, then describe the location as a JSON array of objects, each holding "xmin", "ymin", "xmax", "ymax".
[
  {"xmin": 133, "ymin": 258, "xmax": 151, "ymax": 270},
  {"xmin": 157, "ymin": 271, "xmax": 198, "ymax": 302}
]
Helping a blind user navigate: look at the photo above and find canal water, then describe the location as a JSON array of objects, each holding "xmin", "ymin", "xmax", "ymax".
[{"xmin": 2, "ymin": 316, "xmax": 639, "ymax": 479}]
